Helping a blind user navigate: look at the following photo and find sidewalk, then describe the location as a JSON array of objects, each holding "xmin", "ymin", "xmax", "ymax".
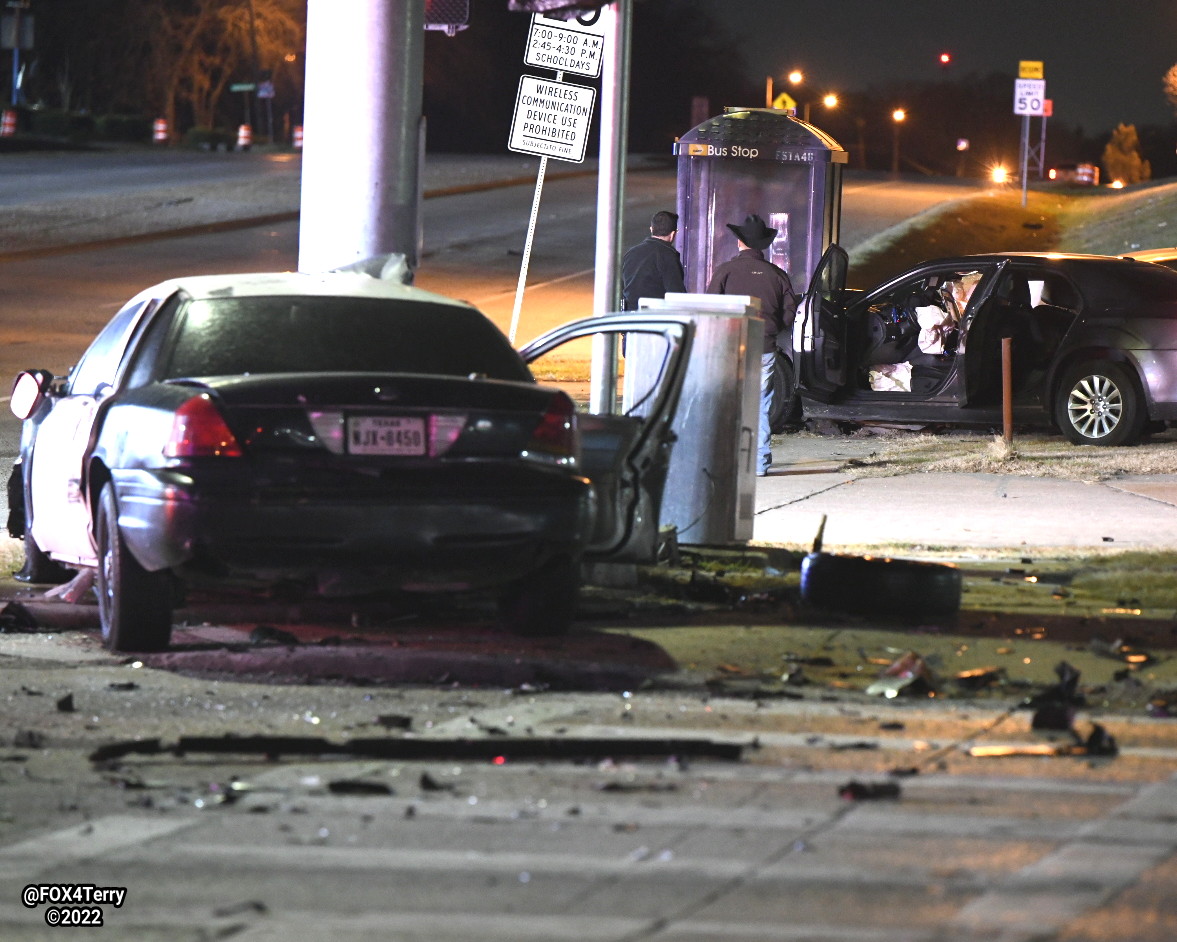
[{"xmin": 753, "ymin": 434, "xmax": 1177, "ymax": 552}]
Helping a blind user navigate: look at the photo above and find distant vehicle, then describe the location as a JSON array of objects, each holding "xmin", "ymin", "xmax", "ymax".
[
  {"xmin": 1123, "ymin": 247, "xmax": 1177, "ymax": 271},
  {"xmin": 8, "ymin": 264, "xmax": 693, "ymax": 652},
  {"xmin": 785, "ymin": 246, "xmax": 1177, "ymax": 447},
  {"xmin": 1048, "ymin": 162, "xmax": 1100, "ymax": 185}
]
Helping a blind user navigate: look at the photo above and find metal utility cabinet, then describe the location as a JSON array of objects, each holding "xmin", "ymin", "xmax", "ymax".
[
  {"xmin": 675, "ymin": 107, "xmax": 848, "ymax": 295},
  {"xmin": 628, "ymin": 294, "xmax": 763, "ymax": 546}
]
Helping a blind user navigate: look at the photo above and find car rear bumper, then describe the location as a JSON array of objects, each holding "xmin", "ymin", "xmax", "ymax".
[{"xmin": 111, "ymin": 466, "xmax": 594, "ymax": 591}]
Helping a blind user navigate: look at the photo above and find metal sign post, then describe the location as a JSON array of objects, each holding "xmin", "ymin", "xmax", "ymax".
[
  {"xmin": 1013, "ymin": 62, "xmax": 1045, "ymax": 208},
  {"xmin": 506, "ymin": 13, "xmax": 604, "ymax": 343}
]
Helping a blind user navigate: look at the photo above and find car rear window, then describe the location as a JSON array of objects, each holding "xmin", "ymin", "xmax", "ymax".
[{"xmin": 162, "ymin": 296, "xmax": 533, "ymax": 382}]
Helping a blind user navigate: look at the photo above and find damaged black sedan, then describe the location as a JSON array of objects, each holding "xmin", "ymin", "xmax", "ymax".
[
  {"xmin": 790, "ymin": 247, "xmax": 1177, "ymax": 445},
  {"xmin": 8, "ymin": 265, "xmax": 692, "ymax": 653}
]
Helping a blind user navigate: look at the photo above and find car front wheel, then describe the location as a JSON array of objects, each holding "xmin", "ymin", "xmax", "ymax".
[
  {"xmin": 96, "ymin": 484, "xmax": 173, "ymax": 652},
  {"xmin": 1056, "ymin": 360, "xmax": 1145, "ymax": 446}
]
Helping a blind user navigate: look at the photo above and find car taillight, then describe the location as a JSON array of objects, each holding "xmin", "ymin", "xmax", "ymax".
[
  {"xmin": 429, "ymin": 413, "xmax": 467, "ymax": 457},
  {"xmin": 524, "ymin": 393, "xmax": 577, "ymax": 465},
  {"xmin": 164, "ymin": 394, "xmax": 243, "ymax": 458}
]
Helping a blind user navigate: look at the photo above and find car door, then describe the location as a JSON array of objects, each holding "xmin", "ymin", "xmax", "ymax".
[
  {"xmin": 519, "ymin": 312, "xmax": 693, "ymax": 563},
  {"xmin": 792, "ymin": 243, "xmax": 849, "ymax": 401},
  {"xmin": 26, "ymin": 297, "xmax": 159, "ymax": 566}
]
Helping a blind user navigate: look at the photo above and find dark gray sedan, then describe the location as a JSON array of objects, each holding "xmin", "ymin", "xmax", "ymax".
[
  {"xmin": 788, "ymin": 246, "xmax": 1177, "ymax": 445},
  {"xmin": 9, "ymin": 267, "xmax": 692, "ymax": 652}
]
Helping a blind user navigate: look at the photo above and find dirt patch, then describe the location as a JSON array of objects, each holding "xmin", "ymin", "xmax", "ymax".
[{"xmin": 828, "ymin": 428, "xmax": 1177, "ymax": 483}]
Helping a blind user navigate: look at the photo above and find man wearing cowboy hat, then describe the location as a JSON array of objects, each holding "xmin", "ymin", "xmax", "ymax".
[{"xmin": 707, "ymin": 213, "xmax": 798, "ymax": 477}]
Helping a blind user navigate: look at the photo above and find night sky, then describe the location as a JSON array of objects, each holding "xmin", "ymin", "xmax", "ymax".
[{"xmin": 728, "ymin": 0, "xmax": 1177, "ymax": 135}]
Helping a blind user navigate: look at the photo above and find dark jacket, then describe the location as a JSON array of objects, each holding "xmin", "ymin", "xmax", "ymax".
[
  {"xmin": 621, "ymin": 236, "xmax": 686, "ymax": 310},
  {"xmin": 707, "ymin": 249, "xmax": 798, "ymax": 353}
]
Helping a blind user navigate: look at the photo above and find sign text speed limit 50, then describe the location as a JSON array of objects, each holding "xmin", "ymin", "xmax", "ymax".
[{"xmin": 1013, "ymin": 78, "xmax": 1046, "ymax": 115}]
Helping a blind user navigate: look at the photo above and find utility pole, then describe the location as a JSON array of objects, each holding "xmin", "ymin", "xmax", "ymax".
[
  {"xmin": 245, "ymin": 0, "xmax": 262, "ymax": 136},
  {"xmin": 298, "ymin": 0, "xmax": 424, "ymax": 273},
  {"xmin": 588, "ymin": 0, "xmax": 632, "ymax": 415},
  {"xmin": 5, "ymin": 0, "xmax": 30, "ymax": 107}
]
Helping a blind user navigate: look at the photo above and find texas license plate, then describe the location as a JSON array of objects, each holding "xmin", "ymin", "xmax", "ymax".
[{"xmin": 347, "ymin": 415, "xmax": 426, "ymax": 455}]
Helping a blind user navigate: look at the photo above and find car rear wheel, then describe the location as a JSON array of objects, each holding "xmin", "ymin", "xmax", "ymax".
[
  {"xmin": 769, "ymin": 354, "xmax": 802, "ymax": 433},
  {"xmin": 497, "ymin": 555, "xmax": 579, "ymax": 637},
  {"xmin": 96, "ymin": 484, "xmax": 173, "ymax": 652},
  {"xmin": 1056, "ymin": 360, "xmax": 1145, "ymax": 446}
]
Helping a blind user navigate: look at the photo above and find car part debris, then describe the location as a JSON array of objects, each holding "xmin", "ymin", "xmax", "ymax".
[
  {"xmin": 838, "ymin": 780, "xmax": 901, "ymax": 801},
  {"xmin": 953, "ymin": 667, "xmax": 1006, "ymax": 691},
  {"xmin": 250, "ymin": 625, "xmax": 300, "ymax": 646},
  {"xmin": 42, "ymin": 568, "xmax": 95, "ymax": 604},
  {"xmin": 90, "ymin": 734, "xmax": 745, "ymax": 765},
  {"xmin": 800, "ymin": 517, "xmax": 961, "ymax": 617},
  {"xmin": 327, "ymin": 779, "xmax": 394, "ymax": 796},
  {"xmin": 1088, "ymin": 636, "xmax": 1153, "ymax": 666},
  {"xmin": 0, "ymin": 601, "xmax": 38, "ymax": 632},
  {"xmin": 968, "ymin": 723, "xmax": 1117, "ymax": 759},
  {"xmin": 1026, "ymin": 661, "xmax": 1084, "ymax": 731},
  {"xmin": 865, "ymin": 650, "xmax": 935, "ymax": 698}
]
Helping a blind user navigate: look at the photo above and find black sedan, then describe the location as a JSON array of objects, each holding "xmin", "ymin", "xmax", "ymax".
[
  {"xmin": 786, "ymin": 246, "xmax": 1177, "ymax": 445},
  {"xmin": 9, "ymin": 265, "xmax": 693, "ymax": 652}
]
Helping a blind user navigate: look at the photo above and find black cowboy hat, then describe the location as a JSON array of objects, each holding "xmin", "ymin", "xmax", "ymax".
[{"xmin": 727, "ymin": 214, "xmax": 777, "ymax": 251}]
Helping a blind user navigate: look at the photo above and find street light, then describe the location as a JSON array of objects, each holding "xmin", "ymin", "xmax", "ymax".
[{"xmin": 891, "ymin": 108, "xmax": 906, "ymax": 174}]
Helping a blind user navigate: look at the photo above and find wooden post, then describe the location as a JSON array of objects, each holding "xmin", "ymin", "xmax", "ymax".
[{"xmin": 1001, "ymin": 336, "xmax": 1013, "ymax": 444}]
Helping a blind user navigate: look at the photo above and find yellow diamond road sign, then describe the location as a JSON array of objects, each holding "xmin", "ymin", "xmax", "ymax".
[{"xmin": 1019, "ymin": 60, "xmax": 1044, "ymax": 79}]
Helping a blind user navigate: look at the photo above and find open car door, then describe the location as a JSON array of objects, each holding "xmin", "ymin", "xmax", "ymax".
[
  {"xmin": 519, "ymin": 313, "xmax": 694, "ymax": 563},
  {"xmin": 792, "ymin": 243, "xmax": 849, "ymax": 401}
]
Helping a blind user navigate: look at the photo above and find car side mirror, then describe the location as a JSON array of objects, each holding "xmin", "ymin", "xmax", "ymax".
[{"xmin": 10, "ymin": 369, "xmax": 55, "ymax": 421}]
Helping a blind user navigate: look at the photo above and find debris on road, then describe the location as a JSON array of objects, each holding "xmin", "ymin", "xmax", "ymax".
[
  {"xmin": 838, "ymin": 780, "xmax": 902, "ymax": 800},
  {"xmin": 1026, "ymin": 661, "xmax": 1085, "ymax": 731},
  {"xmin": 865, "ymin": 650, "xmax": 935, "ymax": 698},
  {"xmin": 90, "ymin": 733, "xmax": 747, "ymax": 765},
  {"xmin": 967, "ymin": 723, "xmax": 1118, "ymax": 759},
  {"xmin": 0, "ymin": 600, "xmax": 38, "ymax": 632},
  {"xmin": 42, "ymin": 568, "xmax": 95, "ymax": 604}
]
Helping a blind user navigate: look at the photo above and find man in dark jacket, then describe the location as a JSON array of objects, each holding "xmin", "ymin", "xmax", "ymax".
[
  {"xmin": 707, "ymin": 213, "xmax": 798, "ymax": 477},
  {"xmin": 621, "ymin": 210, "xmax": 686, "ymax": 310}
]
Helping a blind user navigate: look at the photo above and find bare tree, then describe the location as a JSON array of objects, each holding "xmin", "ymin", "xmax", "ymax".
[
  {"xmin": 127, "ymin": 0, "xmax": 303, "ymax": 136},
  {"xmin": 1102, "ymin": 123, "xmax": 1152, "ymax": 185},
  {"xmin": 1164, "ymin": 64, "xmax": 1177, "ymax": 117}
]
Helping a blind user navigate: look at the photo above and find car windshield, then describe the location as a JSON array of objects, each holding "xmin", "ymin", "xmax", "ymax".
[{"xmin": 161, "ymin": 296, "xmax": 532, "ymax": 382}]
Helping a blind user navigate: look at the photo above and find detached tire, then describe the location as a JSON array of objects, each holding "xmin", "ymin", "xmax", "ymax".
[
  {"xmin": 96, "ymin": 484, "xmax": 173, "ymax": 652},
  {"xmin": 769, "ymin": 354, "xmax": 802, "ymax": 433},
  {"xmin": 1055, "ymin": 360, "xmax": 1145, "ymax": 446},
  {"xmin": 801, "ymin": 552, "xmax": 961, "ymax": 618},
  {"xmin": 498, "ymin": 555, "xmax": 579, "ymax": 637}
]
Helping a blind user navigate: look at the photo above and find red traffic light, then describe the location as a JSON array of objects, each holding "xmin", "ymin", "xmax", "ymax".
[{"xmin": 938, "ymin": 52, "xmax": 952, "ymax": 67}]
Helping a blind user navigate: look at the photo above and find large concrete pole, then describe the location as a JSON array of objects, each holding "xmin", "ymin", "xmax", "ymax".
[
  {"xmin": 298, "ymin": 0, "xmax": 424, "ymax": 273},
  {"xmin": 588, "ymin": 0, "xmax": 632, "ymax": 414}
]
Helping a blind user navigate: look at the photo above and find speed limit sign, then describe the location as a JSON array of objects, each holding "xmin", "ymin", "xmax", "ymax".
[{"xmin": 1014, "ymin": 78, "xmax": 1046, "ymax": 115}]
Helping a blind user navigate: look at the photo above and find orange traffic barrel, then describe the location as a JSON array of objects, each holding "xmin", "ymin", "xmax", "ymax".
[
  {"xmin": 236, "ymin": 123, "xmax": 252, "ymax": 151},
  {"xmin": 0, "ymin": 110, "xmax": 16, "ymax": 137},
  {"xmin": 292, "ymin": 125, "xmax": 303, "ymax": 149},
  {"xmin": 152, "ymin": 117, "xmax": 168, "ymax": 143}
]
